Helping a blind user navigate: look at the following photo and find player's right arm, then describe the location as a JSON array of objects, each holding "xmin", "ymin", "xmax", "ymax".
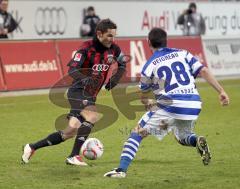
[
  {"xmin": 199, "ymin": 67, "xmax": 230, "ymax": 106},
  {"xmin": 139, "ymin": 76, "xmax": 153, "ymax": 108},
  {"xmin": 67, "ymin": 49, "xmax": 88, "ymax": 81},
  {"xmin": 185, "ymin": 51, "xmax": 229, "ymax": 106},
  {"xmin": 139, "ymin": 60, "xmax": 156, "ymax": 110}
]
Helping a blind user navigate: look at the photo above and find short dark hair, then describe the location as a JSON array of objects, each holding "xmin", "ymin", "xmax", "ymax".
[
  {"xmin": 95, "ymin": 19, "xmax": 117, "ymax": 33},
  {"xmin": 87, "ymin": 6, "xmax": 94, "ymax": 11},
  {"xmin": 148, "ymin": 28, "xmax": 167, "ymax": 48}
]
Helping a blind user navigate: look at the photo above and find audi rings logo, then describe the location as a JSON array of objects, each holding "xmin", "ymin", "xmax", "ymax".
[
  {"xmin": 92, "ymin": 64, "xmax": 110, "ymax": 72},
  {"xmin": 34, "ymin": 7, "xmax": 67, "ymax": 35}
]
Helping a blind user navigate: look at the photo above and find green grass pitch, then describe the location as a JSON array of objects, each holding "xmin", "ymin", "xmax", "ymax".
[{"xmin": 0, "ymin": 79, "xmax": 239, "ymax": 189}]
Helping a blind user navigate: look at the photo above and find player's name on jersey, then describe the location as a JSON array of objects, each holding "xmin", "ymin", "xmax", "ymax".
[
  {"xmin": 152, "ymin": 52, "xmax": 179, "ymax": 65},
  {"xmin": 168, "ymin": 87, "xmax": 195, "ymax": 94}
]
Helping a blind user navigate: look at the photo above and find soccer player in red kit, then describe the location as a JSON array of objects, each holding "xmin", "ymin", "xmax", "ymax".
[{"xmin": 22, "ymin": 19, "xmax": 126, "ymax": 166}]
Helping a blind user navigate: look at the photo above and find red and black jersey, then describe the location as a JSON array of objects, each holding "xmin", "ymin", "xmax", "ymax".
[{"xmin": 68, "ymin": 37, "xmax": 126, "ymax": 97}]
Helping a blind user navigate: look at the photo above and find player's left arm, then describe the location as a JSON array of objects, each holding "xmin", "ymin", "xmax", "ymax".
[
  {"xmin": 198, "ymin": 67, "xmax": 230, "ymax": 106},
  {"xmin": 105, "ymin": 46, "xmax": 126, "ymax": 90},
  {"xmin": 186, "ymin": 51, "xmax": 229, "ymax": 106}
]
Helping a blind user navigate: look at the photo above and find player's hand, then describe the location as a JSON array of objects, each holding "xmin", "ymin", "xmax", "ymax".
[
  {"xmin": 219, "ymin": 91, "xmax": 229, "ymax": 106},
  {"xmin": 144, "ymin": 99, "xmax": 157, "ymax": 111},
  {"xmin": 105, "ymin": 68, "xmax": 125, "ymax": 91}
]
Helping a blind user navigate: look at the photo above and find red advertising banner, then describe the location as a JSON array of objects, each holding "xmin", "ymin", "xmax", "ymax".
[
  {"xmin": 0, "ymin": 36, "xmax": 206, "ymax": 91},
  {"xmin": 0, "ymin": 41, "xmax": 63, "ymax": 90}
]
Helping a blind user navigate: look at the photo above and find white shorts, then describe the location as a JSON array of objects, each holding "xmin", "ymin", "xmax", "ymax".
[{"xmin": 138, "ymin": 109, "xmax": 196, "ymax": 141}]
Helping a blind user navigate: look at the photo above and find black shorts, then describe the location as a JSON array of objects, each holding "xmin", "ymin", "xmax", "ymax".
[{"xmin": 67, "ymin": 87, "xmax": 96, "ymax": 121}]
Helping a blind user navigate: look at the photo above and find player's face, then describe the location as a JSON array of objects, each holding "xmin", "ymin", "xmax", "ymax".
[
  {"xmin": 97, "ymin": 29, "xmax": 116, "ymax": 48},
  {"xmin": 0, "ymin": 0, "xmax": 8, "ymax": 12},
  {"xmin": 87, "ymin": 10, "xmax": 95, "ymax": 16},
  {"xmin": 191, "ymin": 7, "xmax": 196, "ymax": 13}
]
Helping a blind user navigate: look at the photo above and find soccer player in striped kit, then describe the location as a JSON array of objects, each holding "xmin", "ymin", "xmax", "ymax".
[{"xmin": 104, "ymin": 28, "xmax": 229, "ymax": 178}]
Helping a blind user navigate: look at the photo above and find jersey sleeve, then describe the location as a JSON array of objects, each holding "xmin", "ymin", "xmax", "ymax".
[
  {"xmin": 185, "ymin": 51, "xmax": 204, "ymax": 78},
  {"xmin": 67, "ymin": 47, "xmax": 88, "ymax": 81},
  {"xmin": 67, "ymin": 49, "xmax": 87, "ymax": 69}
]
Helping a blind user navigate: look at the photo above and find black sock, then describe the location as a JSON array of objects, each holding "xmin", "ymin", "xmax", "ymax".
[
  {"xmin": 69, "ymin": 135, "xmax": 89, "ymax": 157},
  {"xmin": 69, "ymin": 121, "xmax": 94, "ymax": 157},
  {"xmin": 30, "ymin": 131, "xmax": 64, "ymax": 150}
]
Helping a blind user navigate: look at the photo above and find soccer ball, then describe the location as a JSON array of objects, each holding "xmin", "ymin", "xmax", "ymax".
[{"xmin": 81, "ymin": 138, "xmax": 104, "ymax": 160}]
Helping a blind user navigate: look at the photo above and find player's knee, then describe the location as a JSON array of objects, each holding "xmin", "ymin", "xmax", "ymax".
[
  {"xmin": 85, "ymin": 113, "xmax": 98, "ymax": 123},
  {"xmin": 132, "ymin": 125, "xmax": 149, "ymax": 138},
  {"xmin": 62, "ymin": 117, "xmax": 81, "ymax": 139},
  {"xmin": 81, "ymin": 110, "xmax": 98, "ymax": 123},
  {"xmin": 68, "ymin": 116, "xmax": 81, "ymax": 128}
]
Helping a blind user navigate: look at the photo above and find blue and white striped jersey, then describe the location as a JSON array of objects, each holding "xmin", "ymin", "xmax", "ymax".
[{"xmin": 140, "ymin": 47, "xmax": 204, "ymax": 120}]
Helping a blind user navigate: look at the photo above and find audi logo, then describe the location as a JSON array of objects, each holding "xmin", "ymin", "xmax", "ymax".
[
  {"xmin": 92, "ymin": 64, "xmax": 110, "ymax": 72},
  {"xmin": 34, "ymin": 7, "xmax": 67, "ymax": 35}
]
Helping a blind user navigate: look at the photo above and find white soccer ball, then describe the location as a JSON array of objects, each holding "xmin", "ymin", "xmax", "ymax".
[{"xmin": 81, "ymin": 138, "xmax": 104, "ymax": 160}]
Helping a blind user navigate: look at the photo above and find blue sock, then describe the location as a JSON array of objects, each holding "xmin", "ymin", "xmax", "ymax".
[
  {"xmin": 119, "ymin": 132, "xmax": 142, "ymax": 172},
  {"xmin": 179, "ymin": 134, "xmax": 197, "ymax": 147}
]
